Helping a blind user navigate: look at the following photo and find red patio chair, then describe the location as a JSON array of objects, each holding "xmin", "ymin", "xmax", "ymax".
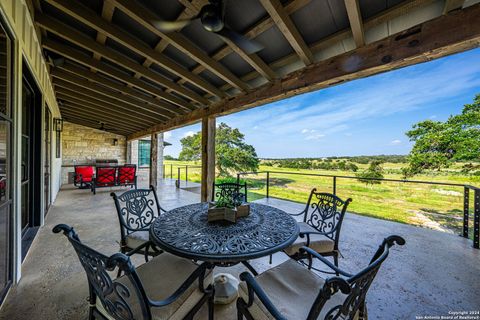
[
  {"xmin": 117, "ymin": 164, "xmax": 137, "ymax": 188},
  {"xmin": 73, "ymin": 165, "xmax": 94, "ymax": 189},
  {"xmin": 91, "ymin": 166, "xmax": 117, "ymax": 194}
]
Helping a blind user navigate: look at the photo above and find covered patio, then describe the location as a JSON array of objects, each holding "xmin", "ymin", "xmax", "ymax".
[
  {"xmin": 1, "ymin": 180, "xmax": 479, "ymax": 319},
  {"xmin": 0, "ymin": 0, "xmax": 479, "ymax": 318}
]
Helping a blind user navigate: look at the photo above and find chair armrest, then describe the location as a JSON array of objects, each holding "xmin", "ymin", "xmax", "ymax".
[
  {"xmin": 125, "ymin": 240, "xmax": 152, "ymax": 256},
  {"xmin": 300, "ymin": 246, "xmax": 352, "ymax": 277},
  {"xmin": 148, "ymin": 262, "xmax": 212, "ymax": 308},
  {"xmin": 239, "ymin": 272, "xmax": 287, "ymax": 320},
  {"xmin": 289, "ymin": 209, "xmax": 306, "ymax": 216}
]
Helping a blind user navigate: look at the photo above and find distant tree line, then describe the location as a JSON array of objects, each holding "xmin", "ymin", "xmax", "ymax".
[
  {"xmin": 263, "ymin": 159, "xmax": 359, "ymax": 172},
  {"xmin": 261, "ymin": 154, "xmax": 408, "ymax": 164}
]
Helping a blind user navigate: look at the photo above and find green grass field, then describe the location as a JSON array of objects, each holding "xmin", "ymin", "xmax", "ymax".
[{"xmin": 163, "ymin": 160, "xmax": 480, "ymax": 235}]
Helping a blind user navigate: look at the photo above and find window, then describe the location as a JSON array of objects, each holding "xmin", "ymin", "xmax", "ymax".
[{"xmin": 138, "ymin": 140, "xmax": 150, "ymax": 167}]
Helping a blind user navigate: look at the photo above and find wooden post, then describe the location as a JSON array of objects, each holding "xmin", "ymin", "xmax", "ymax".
[
  {"xmin": 149, "ymin": 133, "xmax": 158, "ymax": 188},
  {"xmin": 201, "ymin": 117, "xmax": 215, "ymax": 202}
]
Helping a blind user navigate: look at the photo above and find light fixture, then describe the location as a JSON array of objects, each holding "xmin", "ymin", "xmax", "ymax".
[{"xmin": 54, "ymin": 118, "xmax": 63, "ymax": 132}]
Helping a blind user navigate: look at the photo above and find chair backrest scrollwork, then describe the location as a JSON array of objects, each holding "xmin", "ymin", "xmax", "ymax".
[
  {"xmin": 308, "ymin": 235, "xmax": 406, "ymax": 320},
  {"xmin": 111, "ymin": 186, "xmax": 164, "ymax": 241},
  {"xmin": 53, "ymin": 224, "xmax": 152, "ymax": 320},
  {"xmin": 303, "ymin": 189, "xmax": 352, "ymax": 246},
  {"xmin": 212, "ymin": 182, "xmax": 247, "ymax": 206}
]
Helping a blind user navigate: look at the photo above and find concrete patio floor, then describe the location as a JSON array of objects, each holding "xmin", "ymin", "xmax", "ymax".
[{"xmin": 0, "ymin": 179, "xmax": 479, "ymax": 320}]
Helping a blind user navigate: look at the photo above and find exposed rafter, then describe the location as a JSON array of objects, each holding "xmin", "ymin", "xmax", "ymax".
[
  {"xmin": 42, "ymin": 39, "xmax": 191, "ymax": 113},
  {"xmin": 443, "ymin": 0, "xmax": 465, "ymax": 14},
  {"xmin": 344, "ymin": 0, "xmax": 365, "ymax": 47},
  {"xmin": 55, "ymin": 88, "xmax": 164, "ymax": 123},
  {"xmin": 259, "ymin": 0, "xmax": 314, "ymax": 66},
  {"xmin": 36, "ymin": 13, "xmax": 207, "ymax": 107},
  {"xmin": 43, "ymin": 0, "xmax": 224, "ymax": 99},
  {"xmin": 92, "ymin": 0, "xmax": 115, "ymax": 68},
  {"xmin": 218, "ymin": 0, "xmax": 439, "ymax": 93},
  {"xmin": 128, "ymin": 4, "xmax": 480, "ymax": 140},
  {"xmin": 110, "ymin": 0, "xmax": 249, "ymax": 92},
  {"xmin": 58, "ymin": 63, "xmax": 178, "ymax": 118},
  {"xmin": 51, "ymin": 69, "xmax": 173, "ymax": 120}
]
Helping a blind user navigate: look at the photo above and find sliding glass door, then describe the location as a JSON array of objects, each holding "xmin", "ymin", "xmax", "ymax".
[{"xmin": 0, "ymin": 21, "xmax": 13, "ymax": 301}]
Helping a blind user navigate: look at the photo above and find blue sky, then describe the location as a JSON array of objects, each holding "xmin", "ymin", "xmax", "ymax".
[{"xmin": 164, "ymin": 48, "xmax": 480, "ymax": 158}]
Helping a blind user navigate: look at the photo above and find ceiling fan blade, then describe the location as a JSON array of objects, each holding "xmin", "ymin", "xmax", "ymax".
[
  {"xmin": 216, "ymin": 26, "xmax": 264, "ymax": 54},
  {"xmin": 152, "ymin": 17, "xmax": 197, "ymax": 32}
]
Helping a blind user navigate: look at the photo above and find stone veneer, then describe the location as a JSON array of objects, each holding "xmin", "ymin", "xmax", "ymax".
[{"xmin": 61, "ymin": 121, "xmax": 126, "ymax": 184}]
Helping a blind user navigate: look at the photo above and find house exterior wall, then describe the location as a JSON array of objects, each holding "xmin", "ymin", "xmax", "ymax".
[
  {"xmin": 60, "ymin": 122, "xmax": 126, "ymax": 184},
  {"xmin": 0, "ymin": 0, "xmax": 62, "ymax": 287}
]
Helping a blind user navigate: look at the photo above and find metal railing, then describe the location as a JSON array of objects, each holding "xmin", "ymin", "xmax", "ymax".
[
  {"xmin": 237, "ymin": 170, "xmax": 480, "ymax": 249},
  {"xmin": 163, "ymin": 164, "xmax": 201, "ymax": 187}
]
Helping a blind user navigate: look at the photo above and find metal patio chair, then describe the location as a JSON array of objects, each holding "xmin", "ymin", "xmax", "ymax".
[
  {"xmin": 212, "ymin": 182, "xmax": 248, "ymax": 206},
  {"xmin": 237, "ymin": 235, "xmax": 405, "ymax": 320},
  {"xmin": 117, "ymin": 164, "xmax": 138, "ymax": 189},
  {"xmin": 111, "ymin": 186, "xmax": 166, "ymax": 262},
  {"xmin": 53, "ymin": 224, "xmax": 214, "ymax": 320},
  {"xmin": 91, "ymin": 166, "xmax": 117, "ymax": 194},
  {"xmin": 283, "ymin": 189, "xmax": 352, "ymax": 268},
  {"xmin": 73, "ymin": 165, "xmax": 94, "ymax": 189}
]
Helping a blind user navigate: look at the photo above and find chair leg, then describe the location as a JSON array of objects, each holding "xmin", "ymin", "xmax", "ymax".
[
  {"xmin": 236, "ymin": 299, "xmax": 244, "ymax": 320},
  {"xmin": 88, "ymin": 306, "xmax": 95, "ymax": 320},
  {"xmin": 269, "ymin": 254, "xmax": 272, "ymax": 264},
  {"xmin": 208, "ymin": 291, "xmax": 214, "ymax": 320},
  {"xmin": 333, "ymin": 253, "xmax": 339, "ymax": 276}
]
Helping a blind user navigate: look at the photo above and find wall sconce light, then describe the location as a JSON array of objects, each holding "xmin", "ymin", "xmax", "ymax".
[
  {"xmin": 54, "ymin": 118, "xmax": 64, "ymax": 132},
  {"xmin": 113, "ymin": 138, "xmax": 118, "ymax": 146}
]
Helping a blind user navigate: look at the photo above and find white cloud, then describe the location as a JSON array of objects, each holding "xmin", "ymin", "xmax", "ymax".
[
  {"xmin": 430, "ymin": 115, "xmax": 437, "ymax": 119},
  {"xmin": 390, "ymin": 139, "xmax": 402, "ymax": 145},
  {"xmin": 225, "ymin": 53, "xmax": 480, "ymax": 140},
  {"xmin": 164, "ymin": 131, "xmax": 172, "ymax": 139},
  {"xmin": 301, "ymin": 129, "xmax": 316, "ymax": 134},
  {"xmin": 305, "ymin": 134, "xmax": 325, "ymax": 140},
  {"xmin": 183, "ymin": 131, "xmax": 195, "ymax": 138}
]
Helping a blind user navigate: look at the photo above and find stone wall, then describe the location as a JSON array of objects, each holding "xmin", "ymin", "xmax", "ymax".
[{"xmin": 61, "ymin": 121, "xmax": 126, "ymax": 184}]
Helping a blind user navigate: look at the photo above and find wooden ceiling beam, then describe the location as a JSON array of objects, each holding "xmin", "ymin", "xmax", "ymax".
[
  {"xmin": 51, "ymin": 69, "xmax": 173, "ymax": 120},
  {"xmin": 344, "ymin": 0, "xmax": 365, "ymax": 47},
  {"xmin": 55, "ymin": 90, "xmax": 161, "ymax": 124},
  {"xmin": 43, "ymin": 0, "xmax": 224, "ymax": 99},
  {"xmin": 218, "ymin": 0, "xmax": 438, "ymax": 92},
  {"xmin": 210, "ymin": 0, "xmax": 312, "ymax": 63},
  {"xmin": 259, "ymin": 0, "xmax": 314, "ymax": 66},
  {"xmin": 110, "ymin": 0, "xmax": 249, "ymax": 92},
  {"xmin": 42, "ymin": 39, "xmax": 190, "ymax": 114},
  {"xmin": 128, "ymin": 3, "xmax": 480, "ymax": 140},
  {"xmin": 53, "ymin": 82, "xmax": 169, "ymax": 123},
  {"xmin": 57, "ymin": 62, "xmax": 177, "ymax": 118},
  {"xmin": 35, "ymin": 13, "xmax": 206, "ymax": 107},
  {"xmin": 443, "ymin": 0, "xmax": 465, "ymax": 14},
  {"xmin": 60, "ymin": 101, "xmax": 147, "ymax": 131},
  {"xmin": 93, "ymin": 0, "xmax": 115, "ymax": 68},
  {"xmin": 142, "ymin": 0, "xmax": 312, "ymax": 97},
  {"xmin": 60, "ymin": 111, "xmax": 131, "ymax": 136}
]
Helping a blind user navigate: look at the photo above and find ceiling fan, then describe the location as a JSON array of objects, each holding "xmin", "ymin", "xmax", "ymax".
[
  {"xmin": 152, "ymin": 0, "xmax": 264, "ymax": 54},
  {"xmin": 46, "ymin": 53, "xmax": 65, "ymax": 68},
  {"xmin": 97, "ymin": 122, "xmax": 120, "ymax": 132}
]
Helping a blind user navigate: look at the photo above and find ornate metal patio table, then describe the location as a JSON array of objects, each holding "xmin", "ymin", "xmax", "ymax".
[{"xmin": 149, "ymin": 202, "xmax": 299, "ymax": 272}]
